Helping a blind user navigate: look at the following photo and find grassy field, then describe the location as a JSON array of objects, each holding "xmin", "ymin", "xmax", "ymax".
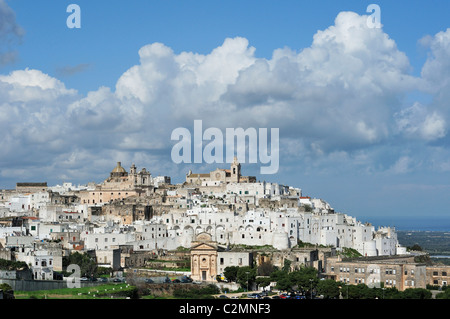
[{"xmin": 14, "ymin": 283, "xmax": 136, "ymax": 299}]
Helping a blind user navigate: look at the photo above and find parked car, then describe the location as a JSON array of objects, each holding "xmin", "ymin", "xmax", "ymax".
[
  {"xmin": 113, "ymin": 277, "xmax": 123, "ymax": 282},
  {"xmin": 144, "ymin": 278, "xmax": 154, "ymax": 283},
  {"xmin": 218, "ymin": 295, "xmax": 229, "ymax": 299},
  {"xmin": 247, "ymin": 293, "xmax": 260, "ymax": 299},
  {"xmin": 172, "ymin": 279, "xmax": 181, "ymax": 283},
  {"xmin": 180, "ymin": 275, "xmax": 193, "ymax": 283}
]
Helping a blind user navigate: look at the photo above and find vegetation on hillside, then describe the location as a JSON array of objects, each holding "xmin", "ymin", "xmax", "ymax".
[{"xmin": 0, "ymin": 258, "xmax": 28, "ymax": 270}]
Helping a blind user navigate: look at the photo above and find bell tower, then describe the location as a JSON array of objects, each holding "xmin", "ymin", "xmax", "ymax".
[
  {"xmin": 230, "ymin": 156, "xmax": 241, "ymax": 183},
  {"xmin": 130, "ymin": 163, "xmax": 137, "ymax": 185}
]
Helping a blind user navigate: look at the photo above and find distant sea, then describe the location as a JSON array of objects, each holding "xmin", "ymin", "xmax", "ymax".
[{"xmin": 358, "ymin": 216, "xmax": 450, "ymax": 232}]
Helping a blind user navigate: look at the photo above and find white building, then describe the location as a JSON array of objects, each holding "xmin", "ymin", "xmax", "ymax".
[
  {"xmin": 30, "ymin": 250, "xmax": 54, "ymax": 280},
  {"xmin": 81, "ymin": 229, "xmax": 135, "ymax": 251},
  {"xmin": 6, "ymin": 195, "xmax": 31, "ymax": 212},
  {"xmin": 151, "ymin": 202, "xmax": 405, "ymax": 256}
]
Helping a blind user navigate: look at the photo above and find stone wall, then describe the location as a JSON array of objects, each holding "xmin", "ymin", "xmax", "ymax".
[{"xmin": 0, "ymin": 278, "xmax": 100, "ymax": 291}]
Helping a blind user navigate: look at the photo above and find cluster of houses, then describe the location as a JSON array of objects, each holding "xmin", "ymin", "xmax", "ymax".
[{"xmin": 0, "ymin": 160, "xmax": 448, "ymax": 291}]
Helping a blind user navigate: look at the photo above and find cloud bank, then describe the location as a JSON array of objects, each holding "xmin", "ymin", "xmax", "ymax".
[{"xmin": 1, "ymin": 11, "xmax": 450, "ymax": 186}]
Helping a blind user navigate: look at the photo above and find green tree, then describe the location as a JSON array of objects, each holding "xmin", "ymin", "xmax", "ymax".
[
  {"xmin": 174, "ymin": 284, "xmax": 220, "ymax": 299},
  {"xmin": 255, "ymin": 277, "xmax": 272, "ymax": 290},
  {"xmin": 401, "ymin": 288, "xmax": 432, "ymax": 299},
  {"xmin": 63, "ymin": 252, "xmax": 98, "ymax": 277},
  {"xmin": 373, "ymin": 286, "xmax": 402, "ymax": 299},
  {"xmin": 223, "ymin": 266, "xmax": 239, "ymax": 282},
  {"xmin": 436, "ymin": 287, "xmax": 450, "ymax": 299},
  {"xmin": 282, "ymin": 259, "xmax": 292, "ymax": 272},
  {"xmin": 289, "ymin": 266, "xmax": 318, "ymax": 294},
  {"xmin": 345, "ymin": 284, "xmax": 378, "ymax": 299},
  {"xmin": 237, "ymin": 266, "xmax": 257, "ymax": 291},
  {"xmin": 407, "ymin": 244, "xmax": 422, "ymax": 251},
  {"xmin": 0, "ymin": 259, "xmax": 28, "ymax": 270},
  {"xmin": 347, "ymin": 284, "xmax": 361, "ymax": 299},
  {"xmin": 0, "ymin": 283, "xmax": 13, "ymax": 291},
  {"xmin": 275, "ymin": 275, "xmax": 293, "ymax": 291},
  {"xmin": 269, "ymin": 269, "xmax": 291, "ymax": 291},
  {"xmin": 317, "ymin": 279, "xmax": 341, "ymax": 299}
]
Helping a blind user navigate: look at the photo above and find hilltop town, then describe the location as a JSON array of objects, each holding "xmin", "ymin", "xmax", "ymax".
[{"xmin": 0, "ymin": 160, "xmax": 448, "ymax": 297}]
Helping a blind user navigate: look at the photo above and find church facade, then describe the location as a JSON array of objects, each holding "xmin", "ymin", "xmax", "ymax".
[
  {"xmin": 79, "ymin": 162, "xmax": 153, "ymax": 205},
  {"xmin": 185, "ymin": 157, "xmax": 256, "ymax": 185}
]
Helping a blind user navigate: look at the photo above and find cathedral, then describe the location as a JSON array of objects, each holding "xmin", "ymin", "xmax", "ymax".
[
  {"xmin": 185, "ymin": 157, "xmax": 256, "ymax": 185},
  {"xmin": 79, "ymin": 162, "xmax": 153, "ymax": 205}
]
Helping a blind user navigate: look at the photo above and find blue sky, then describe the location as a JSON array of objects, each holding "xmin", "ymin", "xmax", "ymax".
[
  {"xmin": 6, "ymin": 0, "xmax": 449, "ymax": 93},
  {"xmin": 1, "ymin": 0, "xmax": 450, "ymax": 228}
]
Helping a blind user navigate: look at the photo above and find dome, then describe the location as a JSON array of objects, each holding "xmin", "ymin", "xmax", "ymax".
[
  {"xmin": 112, "ymin": 162, "xmax": 126, "ymax": 173},
  {"xmin": 110, "ymin": 162, "xmax": 127, "ymax": 177}
]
